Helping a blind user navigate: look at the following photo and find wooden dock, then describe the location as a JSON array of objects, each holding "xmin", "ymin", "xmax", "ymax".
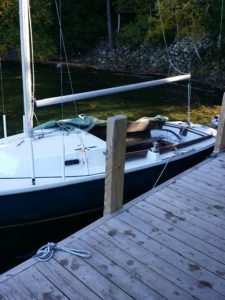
[{"xmin": 0, "ymin": 153, "xmax": 225, "ymax": 299}]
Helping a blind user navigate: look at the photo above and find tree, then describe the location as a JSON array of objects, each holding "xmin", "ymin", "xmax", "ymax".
[
  {"xmin": 204, "ymin": 0, "xmax": 225, "ymax": 49},
  {"xmin": 0, "ymin": 0, "xmax": 57, "ymax": 60},
  {"xmin": 147, "ymin": 0, "xmax": 208, "ymax": 45},
  {"xmin": 106, "ymin": 0, "xmax": 114, "ymax": 50},
  {"xmin": 113, "ymin": 0, "xmax": 152, "ymax": 47},
  {"xmin": 59, "ymin": 0, "xmax": 106, "ymax": 56},
  {"xmin": 0, "ymin": 0, "xmax": 19, "ymax": 56}
]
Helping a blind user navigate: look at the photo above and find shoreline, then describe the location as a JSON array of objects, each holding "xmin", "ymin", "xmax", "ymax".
[{"xmin": 2, "ymin": 57, "xmax": 225, "ymax": 92}]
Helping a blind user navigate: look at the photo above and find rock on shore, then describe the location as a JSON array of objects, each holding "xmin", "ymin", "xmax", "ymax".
[{"xmin": 72, "ymin": 38, "xmax": 225, "ymax": 92}]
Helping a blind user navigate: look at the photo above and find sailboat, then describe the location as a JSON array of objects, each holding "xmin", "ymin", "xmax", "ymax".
[{"xmin": 0, "ymin": 0, "xmax": 216, "ymax": 228}]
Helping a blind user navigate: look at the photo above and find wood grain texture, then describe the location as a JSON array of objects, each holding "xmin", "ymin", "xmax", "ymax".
[
  {"xmin": 1, "ymin": 153, "xmax": 225, "ymax": 300},
  {"xmin": 214, "ymin": 93, "xmax": 225, "ymax": 152},
  {"xmin": 104, "ymin": 116, "xmax": 127, "ymax": 215}
]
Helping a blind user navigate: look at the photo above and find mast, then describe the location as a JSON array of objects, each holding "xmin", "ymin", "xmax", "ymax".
[{"xmin": 19, "ymin": 0, "xmax": 33, "ymax": 137}]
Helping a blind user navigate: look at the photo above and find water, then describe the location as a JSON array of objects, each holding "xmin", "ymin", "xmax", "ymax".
[
  {"xmin": 0, "ymin": 61, "xmax": 222, "ymax": 136},
  {"xmin": 0, "ymin": 61, "xmax": 223, "ymax": 274}
]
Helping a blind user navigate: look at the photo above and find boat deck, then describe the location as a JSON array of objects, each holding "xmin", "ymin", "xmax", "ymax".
[{"xmin": 0, "ymin": 153, "xmax": 225, "ymax": 299}]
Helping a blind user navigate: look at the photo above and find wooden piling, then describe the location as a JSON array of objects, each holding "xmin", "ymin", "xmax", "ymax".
[
  {"xmin": 104, "ymin": 116, "xmax": 127, "ymax": 215},
  {"xmin": 214, "ymin": 92, "xmax": 225, "ymax": 153}
]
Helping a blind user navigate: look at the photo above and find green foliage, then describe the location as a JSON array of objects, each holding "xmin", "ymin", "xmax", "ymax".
[
  {"xmin": 30, "ymin": 0, "xmax": 57, "ymax": 60},
  {"xmin": 147, "ymin": 0, "xmax": 208, "ymax": 45},
  {"xmin": 0, "ymin": 0, "xmax": 19, "ymax": 56},
  {"xmin": 204, "ymin": 0, "xmax": 225, "ymax": 50},
  {"xmin": 119, "ymin": 14, "xmax": 149, "ymax": 47},
  {"xmin": 113, "ymin": 0, "xmax": 224, "ymax": 51},
  {"xmin": 113, "ymin": 0, "xmax": 152, "ymax": 47},
  {"xmin": 60, "ymin": 0, "xmax": 106, "ymax": 55},
  {"xmin": 0, "ymin": 0, "xmax": 224, "ymax": 61},
  {"xmin": 0, "ymin": 0, "xmax": 56, "ymax": 60},
  {"xmin": 114, "ymin": 0, "xmax": 154, "ymax": 13}
]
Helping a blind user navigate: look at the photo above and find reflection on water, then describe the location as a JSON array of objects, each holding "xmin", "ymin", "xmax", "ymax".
[
  {"xmin": 0, "ymin": 61, "xmax": 223, "ymax": 274},
  {"xmin": 0, "ymin": 210, "xmax": 102, "ymax": 274},
  {"xmin": 0, "ymin": 61, "xmax": 222, "ymax": 137}
]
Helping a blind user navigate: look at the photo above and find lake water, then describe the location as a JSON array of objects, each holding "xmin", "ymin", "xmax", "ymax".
[
  {"xmin": 0, "ymin": 61, "xmax": 223, "ymax": 136},
  {"xmin": 0, "ymin": 61, "xmax": 223, "ymax": 274}
]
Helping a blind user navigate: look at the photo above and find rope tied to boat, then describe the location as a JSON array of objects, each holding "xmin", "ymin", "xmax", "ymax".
[{"xmin": 33, "ymin": 242, "xmax": 91, "ymax": 262}]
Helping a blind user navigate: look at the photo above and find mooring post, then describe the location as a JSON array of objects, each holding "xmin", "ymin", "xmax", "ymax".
[
  {"xmin": 214, "ymin": 92, "xmax": 225, "ymax": 153},
  {"xmin": 104, "ymin": 115, "xmax": 127, "ymax": 215}
]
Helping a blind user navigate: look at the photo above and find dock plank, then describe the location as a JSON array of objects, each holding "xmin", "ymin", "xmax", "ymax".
[
  {"xmin": 143, "ymin": 194, "xmax": 225, "ymax": 241},
  {"xmin": 171, "ymin": 178, "xmax": 225, "ymax": 209},
  {"xmin": 118, "ymin": 207, "xmax": 225, "ymax": 266},
  {"xmin": 156, "ymin": 187, "xmax": 225, "ymax": 229},
  {"xmin": 149, "ymin": 192, "xmax": 225, "ymax": 238},
  {"xmin": 36, "ymin": 259, "xmax": 100, "ymax": 300},
  {"xmin": 168, "ymin": 179, "xmax": 225, "ymax": 209},
  {"xmin": 0, "ymin": 277, "xmax": 36, "ymax": 300},
  {"xmin": 15, "ymin": 266, "xmax": 69, "ymax": 300},
  {"xmin": 99, "ymin": 218, "xmax": 224, "ymax": 300},
  {"xmin": 185, "ymin": 171, "xmax": 225, "ymax": 194},
  {"xmin": 135, "ymin": 198, "xmax": 225, "ymax": 250},
  {"xmin": 1, "ymin": 153, "xmax": 225, "ymax": 300},
  {"xmin": 196, "ymin": 168, "xmax": 225, "ymax": 186},
  {"xmin": 51, "ymin": 247, "xmax": 134, "ymax": 300},
  {"xmin": 82, "ymin": 229, "xmax": 191, "ymax": 299},
  {"xmin": 64, "ymin": 238, "xmax": 161, "ymax": 300},
  {"xmin": 126, "ymin": 205, "xmax": 225, "ymax": 276},
  {"xmin": 114, "ymin": 209, "xmax": 225, "ymax": 296},
  {"xmin": 108, "ymin": 213, "xmax": 225, "ymax": 298}
]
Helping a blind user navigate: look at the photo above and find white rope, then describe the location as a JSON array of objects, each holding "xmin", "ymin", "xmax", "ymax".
[
  {"xmin": 152, "ymin": 156, "xmax": 173, "ymax": 189},
  {"xmin": 33, "ymin": 242, "xmax": 91, "ymax": 262},
  {"xmin": 217, "ymin": 0, "xmax": 224, "ymax": 48}
]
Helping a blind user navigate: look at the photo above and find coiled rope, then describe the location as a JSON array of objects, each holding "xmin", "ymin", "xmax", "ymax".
[{"xmin": 33, "ymin": 242, "xmax": 91, "ymax": 262}]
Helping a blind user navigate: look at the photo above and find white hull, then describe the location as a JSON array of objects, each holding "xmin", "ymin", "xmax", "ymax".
[{"xmin": 0, "ymin": 121, "xmax": 216, "ymax": 195}]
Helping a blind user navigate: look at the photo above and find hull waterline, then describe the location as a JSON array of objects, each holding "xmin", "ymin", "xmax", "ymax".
[{"xmin": 0, "ymin": 145, "xmax": 213, "ymax": 228}]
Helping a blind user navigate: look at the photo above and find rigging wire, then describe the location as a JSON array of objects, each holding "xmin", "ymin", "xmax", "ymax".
[
  {"xmin": 157, "ymin": 1, "xmax": 192, "ymax": 124},
  {"xmin": 58, "ymin": 0, "xmax": 64, "ymax": 119},
  {"xmin": 28, "ymin": 4, "xmax": 37, "ymax": 128},
  {"xmin": 156, "ymin": 0, "xmax": 186, "ymax": 75},
  {"xmin": 187, "ymin": 81, "xmax": 191, "ymax": 126},
  {"xmin": 54, "ymin": 0, "xmax": 78, "ymax": 116},
  {"xmin": 28, "ymin": 7, "xmax": 35, "ymax": 100},
  {"xmin": 217, "ymin": 0, "xmax": 224, "ymax": 48},
  {"xmin": 0, "ymin": 57, "xmax": 7, "ymax": 138},
  {"xmin": 54, "ymin": 0, "xmax": 88, "ymax": 174},
  {"xmin": 0, "ymin": 57, "xmax": 5, "ymax": 114}
]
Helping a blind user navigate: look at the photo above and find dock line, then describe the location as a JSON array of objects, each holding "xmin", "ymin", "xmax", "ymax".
[{"xmin": 33, "ymin": 242, "xmax": 92, "ymax": 262}]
